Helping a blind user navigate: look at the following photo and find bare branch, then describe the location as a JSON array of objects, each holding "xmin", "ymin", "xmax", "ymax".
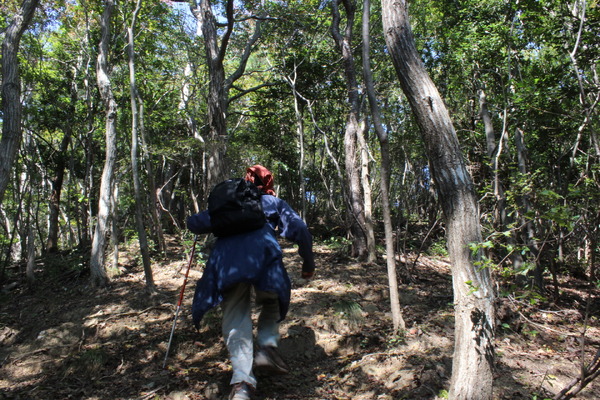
[
  {"xmin": 225, "ymin": 14, "xmax": 264, "ymax": 90},
  {"xmin": 218, "ymin": 0, "xmax": 235, "ymax": 62},
  {"xmin": 227, "ymin": 82, "xmax": 277, "ymax": 104}
]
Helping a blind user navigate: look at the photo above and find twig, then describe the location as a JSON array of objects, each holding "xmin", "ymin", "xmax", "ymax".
[
  {"xmin": 507, "ymin": 295, "xmax": 580, "ymax": 317},
  {"xmin": 554, "ymin": 348, "xmax": 600, "ymax": 399},
  {"xmin": 411, "ymin": 219, "xmax": 440, "ymax": 272},
  {"xmin": 516, "ymin": 309, "xmax": 578, "ymax": 338},
  {"xmin": 9, "ymin": 344, "xmax": 73, "ymax": 363},
  {"xmin": 139, "ymin": 385, "xmax": 165, "ymax": 400},
  {"xmin": 85, "ymin": 304, "xmax": 173, "ymax": 323},
  {"xmin": 553, "ymin": 294, "xmax": 600, "ymax": 399}
]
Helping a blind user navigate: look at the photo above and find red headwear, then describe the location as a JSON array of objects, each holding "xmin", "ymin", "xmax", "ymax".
[{"xmin": 245, "ymin": 165, "xmax": 276, "ymax": 196}]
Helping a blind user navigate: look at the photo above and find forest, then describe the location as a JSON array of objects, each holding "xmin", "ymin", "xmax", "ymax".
[{"xmin": 0, "ymin": 0, "xmax": 599, "ymax": 399}]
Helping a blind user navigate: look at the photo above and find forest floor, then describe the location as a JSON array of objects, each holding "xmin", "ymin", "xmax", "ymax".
[{"xmin": 1, "ymin": 235, "xmax": 599, "ymax": 400}]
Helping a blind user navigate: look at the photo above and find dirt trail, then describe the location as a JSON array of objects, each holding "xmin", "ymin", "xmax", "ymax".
[{"xmin": 1, "ymin": 237, "xmax": 598, "ymax": 399}]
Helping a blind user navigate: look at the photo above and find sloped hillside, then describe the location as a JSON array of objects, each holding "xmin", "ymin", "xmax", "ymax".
[{"xmin": 1, "ymin": 237, "xmax": 598, "ymax": 399}]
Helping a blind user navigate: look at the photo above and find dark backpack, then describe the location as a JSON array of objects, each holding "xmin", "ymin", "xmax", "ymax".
[{"xmin": 208, "ymin": 178, "xmax": 266, "ymax": 237}]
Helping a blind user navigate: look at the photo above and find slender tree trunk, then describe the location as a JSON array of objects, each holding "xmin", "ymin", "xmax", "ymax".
[
  {"xmin": 568, "ymin": 0, "xmax": 600, "ymax": 162},
  {"xmin": 514, "ymin": 127, "xmax": 542, "ymax": 290},
  {"xmin": 111, "ymin": 183, "xmax": 119, "ymax": 270},
  {"xmin": 46, "ymin": 132, "xmax": 70, "ymax": 253},
  {"xmin": 127, "ymin": 0, "xmax": 155, "ymax": 291},
  {"xmin": 331, "ymin": 0, "xmax": 368, "ymax": 258},
  {"xmin": 90, "ymin": 0, "xmax": 117, "ymax": 288},
  {"xmin": 81, "ymin": 3, "xmax": 95, "ymax": 249},
  {"xmin": 46, "ymin": 70, "xmax": 77, "ymax": 252},
  {"xmin": 363, "ymin": 0, "xmax": 405, "ymax": 332},
  {"xmin": 0, "ymin": 0, "xmax": 39, "ymax": 205},
  {"xmin": 139, "ymin": 101, "xmax": 166, "ymax": 253},
  {"xmin": 53, "ymin": 70, "xmax": 78, "ymax": 250},
  {"xmin": 295, "ymin": 96, "xmax": 307, "ymax": 219},
  {"xmin": 480, "ymin": 88, "xmax": 523, "ymax": 270},
  {"xmin": 287, "ymin": 69, "xmax": 307, "ymax": 218},
  {"xmin": 382, "ymin": 1, "xmax": 495, "ymax": 398},
  {"xmin": 26, "ymin": 224, "xmax": 35, "ymax": 287},
  {"xmin": 82, "ymin": 123, "xmax": 93, "ymax": 248},
  {"xmin": 357, "ymin": 119, "xmax": 377, "ymax": 263}
]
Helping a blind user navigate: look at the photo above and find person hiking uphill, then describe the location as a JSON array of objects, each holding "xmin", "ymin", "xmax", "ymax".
[{"xmin": 186, "ymin": 165, "xmax": 316, "ymax": 400}]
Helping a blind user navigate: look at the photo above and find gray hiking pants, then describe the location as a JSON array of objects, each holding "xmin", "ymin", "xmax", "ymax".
[{"xmin": 221, "ymin": 282, "xmax": 280, "ymax": 388}]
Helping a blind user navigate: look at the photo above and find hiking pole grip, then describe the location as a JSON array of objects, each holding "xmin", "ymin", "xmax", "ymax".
[{"xmin": 162, "ymin": 235, "xmax": 198, "ymax": 369}]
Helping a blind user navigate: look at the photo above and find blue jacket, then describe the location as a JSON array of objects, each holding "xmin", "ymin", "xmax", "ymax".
[{"xmin": 186, "ymin": 194, "xmax": 315, "ymax": 327}]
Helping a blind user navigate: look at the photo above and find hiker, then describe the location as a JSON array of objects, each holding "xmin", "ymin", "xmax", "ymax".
[{"xmin": 186, "ymin": 164, "xmax": 316, "ymax": 400}]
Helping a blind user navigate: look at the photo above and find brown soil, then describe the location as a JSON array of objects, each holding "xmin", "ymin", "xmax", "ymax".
[{"xmin": 1, "ymin": 237, "xmax": 598, "ymax": 399}]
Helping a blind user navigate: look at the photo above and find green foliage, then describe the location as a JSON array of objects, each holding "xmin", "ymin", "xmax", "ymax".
[
  {"xmin": 386, "ymin": 332, "xmax": 406, "ymax": 348},
  {"xmin": 65, "ymin": 346, "xmax": 109, "ymax": 377},
  {"xmin": 333, "ymin": 299, "xmax": 364, "ymax": 325},
  {"xmin": 323, "ymin": 236, "xmax": 351, "ymax": 251},
  {"xmin": 0, "ymin": 0, "xmax": 598, "ymax": 300},
  {"xmin": 515, "ymin": 290, "xmax": 546, "ymax": 306},
  {"xmin": 426, "ymin": 240, "xmax": 448, "ymax": 258},
  {"xmin": 437, "ymin": 389, "xmax": 449, "ymax": 399}
]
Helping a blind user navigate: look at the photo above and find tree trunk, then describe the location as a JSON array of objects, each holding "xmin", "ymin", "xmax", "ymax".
[
  {"xmin": 186, "ymin": 0, "xmax": 265, "ymax": 190},
  {"xmin": 515, "ymin": 127, "xmax": 542, "ymax": 291},
  {"xmin": 80, "ymin": 1, "xmax": 95, "ymax": 249},
  {"xmin": 26, "ymin": 224, "xmax": 35, "ymax": 287},
  {"xmin": 382, "ymin": 1, "xmax": 495, "ymax": 398},
  {"xmin": 128, "ymin": 0, "xmax": 155, "ymax": 291},
  {"xmin": 480, "ymin": 88, "xmax": 523, "ymax": 271},
  {"xmin": 198, "ymin": 0, "xmax": 227, "ymax": 187},
  {"xmin": 111, "ymin": 183, "xmax": 119, "ymax": 270},
  {"xmin": 357, "ymin": 119, "xmax": 377, "ymax": 263},
  {"xmin": 90, "ymin": 0, "xmax": 117, "ymax": 288},
  {"xmin": 139, "ymin": 100, "xmax": 166, "ymax": 253},
  {"xmin": 0, "ymin": 0, "xmax": 39, "ymax": 205},
  {"xmin": 363, "ymin": 0, "xmax": 405, "ymax": 332},
  {"xmin": 46, "ymin": 132, "xmax": 70, "ymax": 253},
  {"xmin": 331, "ymin": 0, "xmax": 368, "ymax": 259},
  {"xmin": 289, "ymin": 74, "xmax": 307, "ymax": 219}
]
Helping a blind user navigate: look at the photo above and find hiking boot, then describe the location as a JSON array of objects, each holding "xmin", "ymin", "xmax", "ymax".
[
  {"xmin": 254, "ymin": 345, "xmax": 289, "ymax": 375},
  {"xmin": 228, "ymin": 382, "xmax": 253, "ymax": 400}
]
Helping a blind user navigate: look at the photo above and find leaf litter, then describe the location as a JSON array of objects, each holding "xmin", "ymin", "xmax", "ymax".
[{"xmin": 0, "ymin": 236, "xmax": 598, "ymax": 399}]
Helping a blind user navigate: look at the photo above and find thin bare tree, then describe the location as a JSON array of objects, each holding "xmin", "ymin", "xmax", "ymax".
[
  {"xmin": 331, "ymin": 0, "xmax": 368, "ymax": 259},
  {"xmin": 362, "ymin": 0, "xmax": 405, "ymax": 332},
  {"xmin": 127, "ymin": 0, "xmax": 155, "ymax": 292}
]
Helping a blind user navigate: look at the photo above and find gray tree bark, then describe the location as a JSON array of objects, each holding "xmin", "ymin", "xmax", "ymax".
[
  {"xmin": 286, "ymin": 69, "xmax": 307, "ymax": 218},
  {"xmin": 331, "ymin": 0, "xmax": 368, "ymax": 259},
  {"xmin": 90, "ymin": 0, "xmax": 117, "ymax": 288},
  {"xmin": 357, "ymin": 120, "xmax": 377, "ymax": 263},
  {"xmin": 514, "ymin": 127, "xmax": 542, "ymax": 290},
  {"xmin": 196, "ymin": 0, "xmax": 228, "ymax": 188},
  {"xmin": 127, "ymin": 0, "xmax": 155, "ymax": 292},
  {"xmin": 184, "ymin": 0, "xmax": 264, "ymax": 191},
  {"xmin": 0, "ymin": 0, "xmax": 39, "ymax": 205},
  {"xmin": 363, "ymin": 0, "xmax": 405, "ymax": 332},
  {"xmin": 382, "ymin": 1, "xmax": 495, "ymax": 398},
  {"xmin": 46, "ymin": 132, "xmax": 70, "ymax": 253}
]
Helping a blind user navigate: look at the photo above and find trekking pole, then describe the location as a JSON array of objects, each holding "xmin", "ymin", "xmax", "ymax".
[{"xmin": 163, "ymin": 235, "xmax": 198, "ymax": 369}]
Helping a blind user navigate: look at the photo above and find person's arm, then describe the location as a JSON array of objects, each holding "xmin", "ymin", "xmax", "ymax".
[
  {"xmin": 186, "ymin": 210, "xmax": 212, "ymax": 235},
  {"xmin": 276, "ymin": 199, "xmax": 316, "ymax": 277}
]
